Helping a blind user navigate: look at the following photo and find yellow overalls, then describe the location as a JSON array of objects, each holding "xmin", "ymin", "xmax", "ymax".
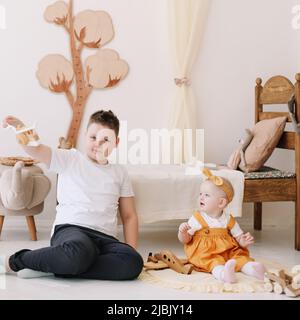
[{"xmin": 184, "ymin": 211, "xmax": 254, "ymax": 272}]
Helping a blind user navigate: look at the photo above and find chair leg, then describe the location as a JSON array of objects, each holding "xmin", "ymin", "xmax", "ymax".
[
  {"xmin": 26, "ymin": 216, "xmax": 37, "ymax": 241},
  {"xmin": 0, "ymin": 215, "xmax": 4, "ymax": 236},
  {"xmin": 296, "ymin": 201, "xmax": 300, "ymax": 250},
  {"xmin": 254, "ymin": 202, "xmax": 262, "ymax": 230}
]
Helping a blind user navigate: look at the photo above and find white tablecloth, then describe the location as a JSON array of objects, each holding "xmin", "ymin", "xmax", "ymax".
[
  {"xmin": 127, "ymin": 165, "xmax": 201, "ymax": 223},
  {"xmin": 126, "ymin": 165, "xmax": 244, "ymax": 224}
]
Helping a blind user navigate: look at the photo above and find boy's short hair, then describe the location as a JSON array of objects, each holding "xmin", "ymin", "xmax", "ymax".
[{"xmin": 87, "ymin": 110, "xmax": 120, "ymax": 137}]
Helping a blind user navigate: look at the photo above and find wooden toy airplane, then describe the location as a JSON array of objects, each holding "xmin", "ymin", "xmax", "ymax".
[
  {"xmin": 144, "ymin": 250, "xmax": 194, "ymax": 274},
  {"xmin": 6, "ymin": 123, "xmax": 40, "ymax": 147}
]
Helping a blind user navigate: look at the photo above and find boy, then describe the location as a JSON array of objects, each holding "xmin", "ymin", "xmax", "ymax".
[{"xmin": 0, "ymin": 110, "xmax": 143, "ymax": 280}]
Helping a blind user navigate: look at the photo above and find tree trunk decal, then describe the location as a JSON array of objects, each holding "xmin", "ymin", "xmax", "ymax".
[{"xmin": 36, "ymin": 0, "xmax": 129, "ymax": 149}]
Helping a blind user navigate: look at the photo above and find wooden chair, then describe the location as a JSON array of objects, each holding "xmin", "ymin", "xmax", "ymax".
[{"xmin": 243, "ymin": 74, "xmax": 300, "ymax": 250}]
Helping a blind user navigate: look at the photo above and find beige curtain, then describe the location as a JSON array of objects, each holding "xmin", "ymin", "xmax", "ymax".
[{"xmin": 168, "ymin": 0, "xmax": 210, "ymax": 163}]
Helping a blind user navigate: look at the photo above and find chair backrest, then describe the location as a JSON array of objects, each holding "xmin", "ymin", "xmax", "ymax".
[
  {"xmin": 255, "ymin": 74, "xmax": 300, "ymax": 152},
  {"xmin": 255, "ymin": 74, "xmax": 300, "ymax": 190}
]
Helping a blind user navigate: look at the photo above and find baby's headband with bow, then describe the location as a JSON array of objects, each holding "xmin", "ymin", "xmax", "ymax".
[{"xmin": 202, "ymin": 168, "xmax": 234, "ymax": 203}]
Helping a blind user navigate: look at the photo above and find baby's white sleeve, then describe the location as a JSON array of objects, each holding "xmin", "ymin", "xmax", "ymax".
[
  {"xmin": 231, "ymin": 221, "xmax": 244, "ymax": 238},
  {"xmin": 187, "ymin": 215, "xmax": 202, "ymax": 235}
]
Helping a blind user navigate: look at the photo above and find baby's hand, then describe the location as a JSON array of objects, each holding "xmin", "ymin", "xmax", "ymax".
[
  {"xmin": 178, "ymin": 222, "xmax": 192, "ymax": 244},
  {"xmin": 179, "ymin": 222, "xmax": 191, "ymax": 234},
  {"xmin": 237, "ymin": 232, "xmax": 254, "ymax": 247}
]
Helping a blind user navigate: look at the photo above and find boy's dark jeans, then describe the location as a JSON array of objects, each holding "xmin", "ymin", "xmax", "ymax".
[{"xmin": 9, "ymin": 224, "xmax": 144, "ymax": 280}]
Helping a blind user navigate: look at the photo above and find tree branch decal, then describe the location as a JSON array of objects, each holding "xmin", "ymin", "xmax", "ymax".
[{"xmin": 36, "ymin": 0, "xmax": 129, "ymax": 149}]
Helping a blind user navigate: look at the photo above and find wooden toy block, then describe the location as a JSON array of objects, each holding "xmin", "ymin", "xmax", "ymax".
[
  {"xmin": 284, "ymin": 285, "xmax": 300, "ymax": 297},
  {"xmin": 264, "ymin": 266, "xmax": 300, "ymax": 298}
]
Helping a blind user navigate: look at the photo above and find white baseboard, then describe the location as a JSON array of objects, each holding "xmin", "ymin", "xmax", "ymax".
[{"xmin": 2, "ymin": 207, "xmax": 294, "ymax": 231}]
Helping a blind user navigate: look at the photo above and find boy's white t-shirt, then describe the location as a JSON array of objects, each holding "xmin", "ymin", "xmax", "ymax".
[{"xmin": 49, "ymin": 148, "xmax": 134, "ymax": 238}]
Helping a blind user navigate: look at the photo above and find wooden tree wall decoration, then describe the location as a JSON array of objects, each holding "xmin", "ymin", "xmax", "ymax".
[{"xmin": 37, "ymin": 0, "xmax": 129, "ymax": 149}]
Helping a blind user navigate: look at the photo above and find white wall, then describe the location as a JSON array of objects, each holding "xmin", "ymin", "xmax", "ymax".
[
  {"xmin": 0, "ymin": 0, "xmax": 299, "ymax": 229},
  {"xmin": 194, "ymin": 0, "xmax": 300, "ymax": 227}
]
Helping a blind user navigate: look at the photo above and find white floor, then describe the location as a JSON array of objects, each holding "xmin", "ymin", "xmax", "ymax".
[{"xmin": 0, "ymin": 222, "xmax": 300, "ymax": 300}]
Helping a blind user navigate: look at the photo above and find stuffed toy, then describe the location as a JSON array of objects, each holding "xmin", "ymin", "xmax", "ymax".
[
  {"xmin": 226, "ymin": 129, "xmax": 253, "ymax": 171},
  {"xmin": 288, "ymin": 94, "xmax": 300, "ymax": 135}
]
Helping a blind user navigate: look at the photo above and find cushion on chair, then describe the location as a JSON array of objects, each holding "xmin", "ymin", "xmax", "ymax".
[
  {"xmin": 240, "ymin": 116, "xmax": 287, "ymax": 173},
  {"xmin": 244, "ymin": 166, "xmax": 296, "ymax": 180}
]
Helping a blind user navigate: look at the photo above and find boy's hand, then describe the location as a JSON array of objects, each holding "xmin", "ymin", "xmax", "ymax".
[
  {"xmin": 2, "ymin": 116, "xmax": 25, "ymax": 129},
  {"xmin": 237, "ymin": 232, "xmax": 254, "ymax": 247},
  {"xmin": 3, "ymin": 116, "xmax": 40, "ymax": 147},
  {"xmin": 3, "ymin": 115, "xmax": 50, "ymax": 166}
]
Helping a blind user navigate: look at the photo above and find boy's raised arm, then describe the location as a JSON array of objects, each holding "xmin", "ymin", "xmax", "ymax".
[
  {"xmin": 2, "ymin": 115, "xmax": 52, "ymax": 168},
  {"xmin": 20, "ymin": 145, "xmax": 52, "ymax": 168}
]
